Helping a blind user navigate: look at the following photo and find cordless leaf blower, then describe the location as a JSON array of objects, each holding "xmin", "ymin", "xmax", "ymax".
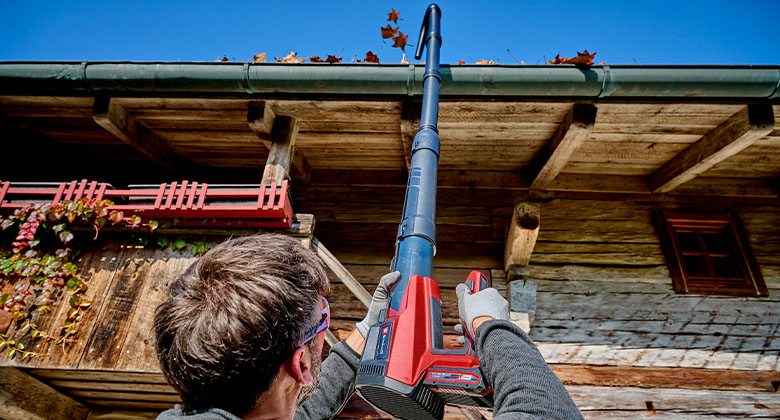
[{"xmin": 355, "ymin": 5, "xmax": 493, "ymax": 419}]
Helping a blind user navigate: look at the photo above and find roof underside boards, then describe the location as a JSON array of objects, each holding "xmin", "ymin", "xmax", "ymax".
[{"xmin": 1, "ymin": 95, "xmax": 779, "ymax": 196}]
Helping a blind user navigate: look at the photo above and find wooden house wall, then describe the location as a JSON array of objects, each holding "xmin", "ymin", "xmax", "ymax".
[{"xmin": 1, "ymin": 184, "xmax": 778, "ymax": 418}]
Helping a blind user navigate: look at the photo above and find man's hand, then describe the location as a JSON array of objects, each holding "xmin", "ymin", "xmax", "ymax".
[
  {"xmin": 455, "ymin": 283, "xmax": 509, "ymax": 339},
  {"xmin": 355, "ymin": 271, "xmax": 401, "ymax": 338}
]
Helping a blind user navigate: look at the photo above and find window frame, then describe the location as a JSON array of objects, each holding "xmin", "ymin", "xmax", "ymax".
[{"xmin": 656, "ymin": 210, "xmax": 768, "ymax": 297}]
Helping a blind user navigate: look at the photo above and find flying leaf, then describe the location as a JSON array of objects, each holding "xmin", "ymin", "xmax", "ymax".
[
  {"xmin": 309, "ymin": 56, "xmax": 325, "ymax": 63},
  {"xmin": 387, "ymin": 8, "xmax": 399, "ymax": 23},
  {"xmin": 362, "ymin": 51, "xmax": 380, "ymax": 63},
  {"xmin": 381, "ymin": 24, "xmax": 398, "ymax": 39},
  {"xmin": 326, "ymin": 55, "xmax": 342, "ymax": 63},
  {"xmin": 548, "ymin": 50, "xmax": 596, "ymax": 66},
  {"xmin": 253, "ymin": 52, "xmax": 266, "ymax": 63},
  {"xmin": 392, "ymin": 31, "xmax": 408, "ymax": 50}
]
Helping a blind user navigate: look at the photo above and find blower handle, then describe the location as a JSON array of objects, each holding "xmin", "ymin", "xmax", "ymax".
[{"xmin": 461, "ymin": 270, "xmax": 490, "ymax": 352}]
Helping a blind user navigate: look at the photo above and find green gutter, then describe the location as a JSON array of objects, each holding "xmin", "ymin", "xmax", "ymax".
[{"xmin": 0, "ymin": 62, "xmax": 778, "ymax": 100}]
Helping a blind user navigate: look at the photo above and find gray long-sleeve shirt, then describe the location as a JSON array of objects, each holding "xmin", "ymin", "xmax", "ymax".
[{"xmin": 158, "ymin": 320, "xmax": 582, "ymax": 420}]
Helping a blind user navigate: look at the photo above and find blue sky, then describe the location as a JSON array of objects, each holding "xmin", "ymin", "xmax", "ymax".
[{"xmin": 1, "ymin": 0, "xmax": 778, "ymax": 65}]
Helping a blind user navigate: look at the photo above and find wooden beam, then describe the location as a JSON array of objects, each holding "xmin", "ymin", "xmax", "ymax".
[
  {"xmin": 650, "ymin": 104, "xmax": 775, "ymax": 193},
  {"xmin": 504, "ymin": 202, "xmax": 540, "ymax": 271},
  {"xmin": 261, "ymin": 116, "xmax": 298, "ymax": 184},
  {"xmin": 550, "ymin": 365, "xmax": 780, "ymax": 393},
  {"xmin": 527, "ymin": 103, "xmax": 597, "ymax": 190},
  {"xmin": 400, "ymin": 101, "xmax": 422, "ymax": 170},
  {"xmin": 0, "ymin": 367, "xmax": 89, "ymax": 420},
  {"xmin": 310, "ymin": 237, "xmax": 373, "ymax": 308},
  {"xmin": 92, "ymin": 97, "xmax": 189, "ymax": 176},
  {"xmin": 250, "ymin": 101, "xmax": 311, "ymax": 183}
]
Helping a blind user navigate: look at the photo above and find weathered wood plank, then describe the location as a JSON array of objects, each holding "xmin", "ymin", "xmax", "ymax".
[
  {"xmin": 650, "ymin": 104, "xmax": 776, "ymax": 192},
  {"xmin": 0, "ymin": 367, "xmax": 89, "ymax": 420},
  {"xmin": 78, "ymin": 246, "xmax": 157, "ymax": 370},
  {"xmin": 551, "ymin": 365, "xmax": 780, "ymax": 392},
  {"xmin": 115, "ymin": 249, "xmax": 196, "ymax": 372},
  {"xmin": 28, "ymin": 369, "xmax": 167, "ymax": 384},
  {"xmin": 568, "ymin": 385, "xmax": 780, "ymax": 418}
]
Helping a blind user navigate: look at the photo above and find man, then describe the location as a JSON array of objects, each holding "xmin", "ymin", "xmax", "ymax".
[{"xmin": 154, "ymin": 234, "xmax": 582, "ymax": 419}]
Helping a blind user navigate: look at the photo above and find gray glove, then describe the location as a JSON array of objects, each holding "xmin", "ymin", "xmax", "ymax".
[
  {"xmin": 356, "ymin": 271, "xmax": 401, "ymax": 338},
  {"xmin": 455, "ymin": 283, "xmax": 509, "ymax": 339}
]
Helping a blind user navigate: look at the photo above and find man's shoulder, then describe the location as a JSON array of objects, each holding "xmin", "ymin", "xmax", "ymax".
[{"xmin": 157, "ymin": 405, "xmax": 240, "ymax": 420}]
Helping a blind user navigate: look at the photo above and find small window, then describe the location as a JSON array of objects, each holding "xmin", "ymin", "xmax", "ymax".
[{"xmin": 656, "ymin": 211, "xmax": 767, "ymax": 297}]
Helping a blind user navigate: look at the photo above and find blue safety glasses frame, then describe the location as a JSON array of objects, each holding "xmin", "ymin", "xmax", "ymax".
[{"xmin": 299, "ymin": 296, "xmax": 330, "ymax": 347}]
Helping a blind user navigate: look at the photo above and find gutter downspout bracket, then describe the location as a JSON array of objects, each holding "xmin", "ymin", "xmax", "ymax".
[
  {"xmin": 598, "ymin": 65, "xmax": 614, "ymax": 98},
  {"xmin": 407, "ymin": 64, "xmax": 416, "ymax": 96}
]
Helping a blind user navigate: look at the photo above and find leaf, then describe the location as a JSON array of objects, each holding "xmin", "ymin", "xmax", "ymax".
[
  {"xmin": 16, "ymin": 342, "xmax": 23, "ymax": 350},
  {"xmin": 55, "ymin": 248, "xmax": 69, "ymax": 258},
  {"xmin": 148, "ymin": 220, "xmax": 159, "ymax": 231},
  {"xmin": 326, "ymin": 55, "xmax": 342, "ymax": 63},
  {"xmin": 458, "ymin": 60, "xmax": 465, "ymax": 65},
  {"xmin": 109, "ymin": 210, "xmax": 124, "ymax": 224},
  {"xmin": 59, "ymin": 230, "xmax": 74, "ymax": 243},
  {"xmin": 78, "ymin": 299, "xmax": 91, "ymax": 309},
  {"xmin": 191, "ymin": 243, "xmax": 208, "ymax": 256},
  {"xmin": 475, "ymin": 59, "xmax": 498, "ymax": 64},
  {"xmin": 69, "ymin": 295, "xmax": 80, "ymax": 308},
  {"xmin": 157, "ymin": 236, "xmax": 169, "ymax": 247},
  {"xmin": 280, "ymin": 51, "xmax": 305, "ymax": 63},
  {"xmin": 0, "ymin": 219, "xmax": 14, "ymax": 230},
  {"xmin": 67, "ymin": 308, "xmax": 78, "ymax": 320},
  {"xmin": 221, "ymin": 55, "xmax": 229, "ymax": 62},
  {"xmin": 381, "ymin": 24, "xmax": 398, "ymax": 39},
  {"xmin": 387, "ymin": 8, "xmax": 399, "ymax": 23},
  {"xmin": 392, "ymin": 31, "xmax": 408, "ymax": 50},
  {"xmin": 253, "ymin": 52, "xmax": 266, "ymax": 63},
  {"xmin": 172, "ymin": 239, "xmax": 187, "ymax": 252},
  {"xmin": 548, "ymin": 50, "xmax": 596, "ymax": 66},
  {"xmin": 363, "ymin": 51, "xmax": 380, "ymax": 63},
  {"xmin": 129, "ymin": 215, "xmax": 142, "ymax": 229},
  {"xmin": 309, "ymin": 56, "xmax": 325, "ymax": 63},
  {"xmin": 65, "ymin": 277, "xmax": 79, "ymax": 290},
  {"xmin": 8, "ymin": 349, "xmax": 15, "ymax": 359}
]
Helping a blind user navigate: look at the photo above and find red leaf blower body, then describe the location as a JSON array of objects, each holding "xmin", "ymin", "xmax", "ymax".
[{"xmin": 355, "ymin": 5, "xmax": 493, "ymax": 419}]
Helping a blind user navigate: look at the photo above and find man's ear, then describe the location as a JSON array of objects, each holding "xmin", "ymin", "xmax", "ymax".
[{"xmin": 288, "ymin": 346, "xmax": 314, "ymax": 386}]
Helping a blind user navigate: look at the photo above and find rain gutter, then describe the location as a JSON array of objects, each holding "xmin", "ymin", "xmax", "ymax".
[{"xmin": 0, "ymin": 62, "xmax": 778, "ymax": 100}]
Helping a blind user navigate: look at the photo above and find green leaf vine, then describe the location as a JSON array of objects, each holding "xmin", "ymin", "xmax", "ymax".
[{"xmin": 0, "ymin": 198, "xmax": 157, "ymax": 359}]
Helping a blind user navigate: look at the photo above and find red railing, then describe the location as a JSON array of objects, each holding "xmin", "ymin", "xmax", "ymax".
[{"xmin": 0, "ymin": 179, "xmax": 293, "ymax": 228}]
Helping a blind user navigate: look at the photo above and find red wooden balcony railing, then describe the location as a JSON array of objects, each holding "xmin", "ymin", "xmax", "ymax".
[{"xmin": 0, "ymin": 179, "xmax": 293, "ymax": 228}]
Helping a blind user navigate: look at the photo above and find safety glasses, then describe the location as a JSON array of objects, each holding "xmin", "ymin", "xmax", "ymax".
[{"xmin": 299, "ymin": 296, "xmax": 330, "ymax": 347}]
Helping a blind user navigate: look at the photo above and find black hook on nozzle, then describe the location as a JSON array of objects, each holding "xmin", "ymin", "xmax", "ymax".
[{"xmin": 415, "ymin": 4, "xmax": 442, "ymax": 60}]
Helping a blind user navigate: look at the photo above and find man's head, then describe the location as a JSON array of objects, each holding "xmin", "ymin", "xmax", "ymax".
[{"xmin": 153, "ymin": 234, "xmax": 330, "ymax": 416}]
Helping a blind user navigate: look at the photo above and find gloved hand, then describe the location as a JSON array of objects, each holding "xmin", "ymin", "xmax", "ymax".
[
  {"xmin": 455, "ymin": 283, "xmax": 509, "ymax": 340},
  {"xmin": 355, "ymin": 271, "xmax": 401, "ymax": 338}
]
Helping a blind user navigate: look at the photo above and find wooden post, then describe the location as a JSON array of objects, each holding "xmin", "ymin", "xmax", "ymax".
[
  {"xmin": 310, "ymin": 237, "xmax": 373, "ymax": 308},
  {"xmin": 650, "ymin": 104, "xmax": 775, "ymax": 193},
  {"xmin": 261, "ymin": 116, "xmax": 298, "ymax": 185},
  {"xmin": 504, "ymin": 202, "xmax": 540, "ymax": 272},
  {"xmin": 0, "ymin": 367, "xmax": 89, "ymax": 420},
  {"xmin": 250, "ymin": 102, "xmax": 311, "ymax": 184}
]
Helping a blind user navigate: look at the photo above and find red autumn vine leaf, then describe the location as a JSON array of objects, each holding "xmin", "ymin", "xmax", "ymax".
[
  {"xmin": 362, "ymin": 51, "xmax": 380, "ymax": 63},
  {"xmin": 381, "ymin": 24, "xmax": 398, "ymax": 39},
  {"xmin": 548, "ymin": 50, "xmax": 597, "ymax": 65},
  {"xmin": 392, "ymin": 31, "xmax": 408, "ymax": 50},
  {"xmin": 387, "ymin": 8, "xmax": 399, "ymax": 23}
]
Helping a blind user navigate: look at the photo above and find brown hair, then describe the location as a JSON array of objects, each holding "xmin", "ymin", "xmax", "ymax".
[{"xmin": 153, "ymin": 234, "xmax": 330, "ymax": 415}]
